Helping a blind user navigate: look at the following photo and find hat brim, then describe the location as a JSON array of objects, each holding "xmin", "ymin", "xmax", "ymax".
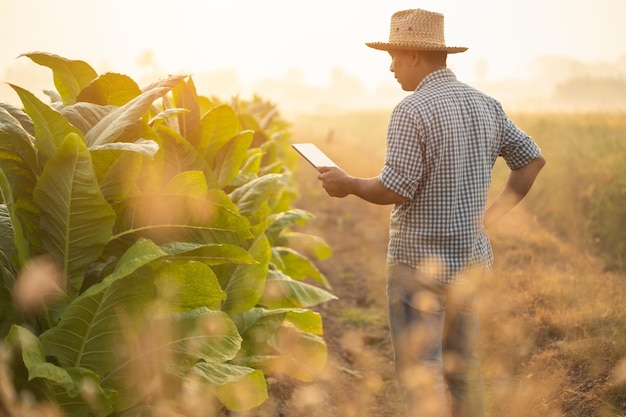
[{"xmin": 365, "ymin": 42, "xmax": 468, "ymax": 54}]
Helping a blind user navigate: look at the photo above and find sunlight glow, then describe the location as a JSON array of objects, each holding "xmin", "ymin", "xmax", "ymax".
[{"xmin": 1, "ymin": 0, "xmax": 625, "ymax": 112}]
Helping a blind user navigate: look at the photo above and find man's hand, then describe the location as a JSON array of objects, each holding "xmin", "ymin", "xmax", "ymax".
[
  {"xmin": 484, "ymin": 155, "xmax": 546, "ymax": 228},
  {"xmin": 317, "ymin": 166, "xmax": 353, "ymax": 198},
  {"xmin": 317, "ymin": 166, "xmax": 407, "ymax": 205}
]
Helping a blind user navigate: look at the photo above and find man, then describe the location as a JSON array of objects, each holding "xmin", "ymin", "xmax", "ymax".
[{"xmin": 317, "ymin": 8, "xmax": 545, "ymax": 417}]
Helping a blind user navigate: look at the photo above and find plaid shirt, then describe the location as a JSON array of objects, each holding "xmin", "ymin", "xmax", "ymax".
[{"xmin": 379, "ymin": 68, "xmax": 542, "ymax": 283}]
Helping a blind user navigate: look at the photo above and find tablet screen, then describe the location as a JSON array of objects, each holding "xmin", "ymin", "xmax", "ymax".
[{"xmin": 292, "ymin": 143, "xmax": 337, "ymax": 171}]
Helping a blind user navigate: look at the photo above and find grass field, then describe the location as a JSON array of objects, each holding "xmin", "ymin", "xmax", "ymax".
[{"xmin": 288, "ymin": 110, "xmax": 626, "ymax": 416}]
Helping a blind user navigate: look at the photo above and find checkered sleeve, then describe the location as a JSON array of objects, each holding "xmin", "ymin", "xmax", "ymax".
[
  {"xmin": 378, "ymin": 105, "xmax": 422, "ymax": 199},
  {"xmin": 499, "ymin": 118, "xmax": 542, "ymax": 169}
]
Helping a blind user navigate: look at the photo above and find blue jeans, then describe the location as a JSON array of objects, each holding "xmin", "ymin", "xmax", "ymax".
[{"xmin": 387, "ymin": 264, "xmax": 485, "ymax": 417}]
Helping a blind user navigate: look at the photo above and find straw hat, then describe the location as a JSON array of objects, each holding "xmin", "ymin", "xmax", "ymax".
[{"xmin": 366, "ymin": 9, "xmax": 467, "ymax": 54}]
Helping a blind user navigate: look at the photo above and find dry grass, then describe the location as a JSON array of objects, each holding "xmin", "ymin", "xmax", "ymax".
[
  {"xmin": 482, "ymin": 208, "xmax": 626, "ymax": 416},
  {"xmin": 288, "ymin": 110, "xmax": 626, "ymax": 416}
]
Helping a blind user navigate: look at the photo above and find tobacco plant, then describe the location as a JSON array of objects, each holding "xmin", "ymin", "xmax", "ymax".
[{"xmin": 0, "ymin": 52, "xmax": 335, "ymax": 416}]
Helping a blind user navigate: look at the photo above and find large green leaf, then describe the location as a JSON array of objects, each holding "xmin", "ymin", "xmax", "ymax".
[
  {"xmin": 0, "ymin": 170, "xmax": 23, "ymax": 266},
  {"xmin": 237, "ymin": 308, "xmax": 323, "ymax": 337},
  {"xmin": 228, "ymin": 173, "xmax": 288, "ymax": 219},
  {"xmin": 76, "ymin": 72, "xmax": 142, "ymax": 106},
  {"xmin": 263, "ymin": 209, "xmax": 314, "ymax": 245},
  {"xmin": 79, "ymin": 306, "xmax": 242, "ymax": 411},
  {"xmin": 33, "ymin": 132, "xmax": 116, "ymax": 292},
  {"xmin": 197, "ymin": 104, "xmax": 240, "ymax": 157},
  {"xmin": 235, "ymin": 308, "xmax": 284, "ymax": 358},
  {"xmin": 154, "ymin": 260, "xmax": 226, "ymax": 312},
  {"xmin": 153, "ymin": 124, "xmax": 218, "ymax": 188},
  {"xmin": 281, "ymin": 231, "xmax": 333, "ymax": 261},
  {"xmin": 98, "ymin": 238, "xmax": 167, "ymax": 290},
  {"xmin": 6, "ymin": 325, "xmax": 116, "ymax": 417},
  {"xmin": 175, "ymin": 308, "xmax": 242, "ymax": 363},
  {"xmin": 40, "ymin": 271, "xmax": 154, "ymax": 377},
  {"xmin": 230, "ymin": 149, "xmax": 263, "ymax": 187},
  {"xmin": 0, "ymin": 106, "xmax": 38, "ymax": 173},
  {"xmin": 236, "ymin": 311, "xmax": 328, "ymax": 381},
  {"xmin": 247, "ymin": 326, "xmax": 328, "ymax": 382},
  {"xmin": 0, "ymin": 158, "xmax": 41, "ymax": 268},
  {"xmin": 0, "ymin": 277, "xmax": 22, "ymax": 339},
  {"xmin": 90, "ymin": 138, "xmax": 158, "ymax": 157},
  {"xmin": 21, "ymin": 52, "xmax": 98, "ymax": 105},
  {"xmin": 6, "ymin": 325, "xmax": 74, "ymax": 389},
  {"xmin": 99, "ymin": 237, "xmax": 254, "ymax": 300},
  {"xmin": 171, "ymin": 77, "xmax": 201, "ymax": 144},
  {"xmin": 83, "ymin": 237, "xmax": 166, "ymax": 296},
  {"xmin": 282, "ymin": 309, "xmax": 324, "ymax": 335},
  {"xmin": 222, "ymin": 233, "xmax": 271, "ymax": 315},
  {"xmin": 258, "ymin": 269, "xmax": 337, "ymax": 309},
  {"xmin": 0, "ymin": 109, "xmax": 46, "ymax": 263},
  {"xmin": 54, "ymin": 367, "xmax": 116, "ymax": 417},
  {"xmin": 192, "ymin": 363, "xmax": 268, "ymax": 411},
  {"xmin": 60, "ymin": 102, "xmax": 116, "ymax": 135},
  {"xmin": 160, "ymin": 241, "xmax": 257, "ymax": 266},
  {"xmin": 39, "ymin": 270, "xmax": 154, "ymax": 413},
  {"xmin": 112, "ymin": 188, "xmax": 252, "ymax": 247},
  {"xmin": 148, "ymin": 107, "xmax": 190, "ymax": 126},
  {"xmin": 62, "ymin": 98, "xmax": 154, "ymax": 149},
  {"xmin": 0, "ymin": 205, "xmax": 16, "ymax": 271},
  {"xmin": 215, "ymin": 130, "xmax": 254, "ymax": 188},
  {"xmin": 0, "ymin": 102, "xmax": 35, "ymax": 136},
  {"xmin": 85, "ymin": 75, "xmax": 186, "ymax": 147},
  {"xmin": 273, "ymin": 247, "xmax": 330, "ymax": 288},
  {"xmin": 10, "ymin": 84, "xmax": 82, "ymax": 161},
  {"xmin": 92, "ymin": 149, "xmax": 143, "ymax": 202},
  {"xmin": 235, "ymin": 308, "xmax": 324, "ymax": 364},
  {"xmin": 239, "ymin": 323, "xmax": 328, "ymax": 381},
  {"xmin": 163, "ymin": 168, "xmax": 209, "ymax": 196}
]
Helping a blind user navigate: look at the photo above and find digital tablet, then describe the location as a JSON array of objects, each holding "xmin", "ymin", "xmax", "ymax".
[{"xmin": 292, "ymin": 143, "xmax": 338, "ymax": 171}]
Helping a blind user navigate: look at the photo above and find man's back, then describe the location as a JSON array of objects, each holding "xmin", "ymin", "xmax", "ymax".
[{"xmin": 380, "ymin": 68, "xmax": 541, "ymax": 281}]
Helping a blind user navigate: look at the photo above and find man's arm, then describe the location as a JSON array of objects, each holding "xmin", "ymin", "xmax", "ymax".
[
  {"xmin": 484, "ymin": 155, "xmax": 546, "ymax": 228},
  {"xmin": 317, "ymin": 166, "xmax": 407, "ymax": 205}
]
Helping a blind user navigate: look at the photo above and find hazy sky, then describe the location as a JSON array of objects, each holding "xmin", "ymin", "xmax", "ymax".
[{"xmin": 1, "ymin": 0, "xmax": 626, "ymax": 102}]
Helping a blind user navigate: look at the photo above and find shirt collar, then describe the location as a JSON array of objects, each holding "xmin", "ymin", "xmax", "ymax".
[{"xmin": 415, "ymin": 68, "xmax": 457, "ymax": 91}]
